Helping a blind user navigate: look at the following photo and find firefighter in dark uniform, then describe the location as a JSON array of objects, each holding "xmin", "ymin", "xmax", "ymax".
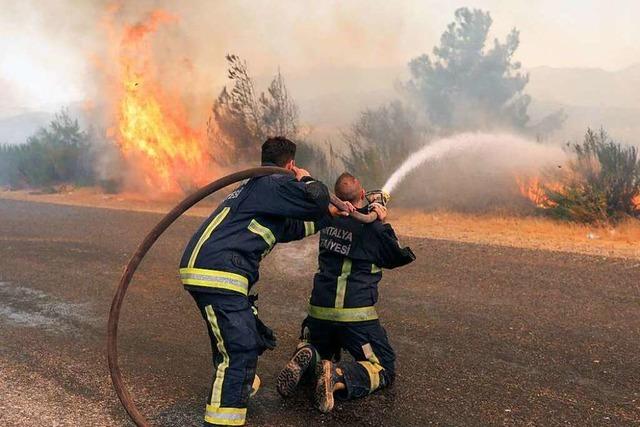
[
  {"xmin": 180, "ymin": 137, "xmax": 335, "ymax": 426},
  {"xmin": 276, "ymin": 172, "xmax": 415, "ymax": 413}
]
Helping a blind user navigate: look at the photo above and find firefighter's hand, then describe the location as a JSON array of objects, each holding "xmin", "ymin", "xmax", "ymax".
[
  {"xmin": 329, "ymin": 204, "xmax": 350, "ymax": 217},
  {"xmin": 370, "ymin": 203, "xmax": 387, "ymax": 222},
  {"xmin": 292, "ymin": 166, "xmax": 311, "ymax": 181}
]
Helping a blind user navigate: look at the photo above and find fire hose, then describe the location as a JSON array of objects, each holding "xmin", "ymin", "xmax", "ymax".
[{"xmin": 107, "ymin": 166, "xmax": 378, "ymax": 427}]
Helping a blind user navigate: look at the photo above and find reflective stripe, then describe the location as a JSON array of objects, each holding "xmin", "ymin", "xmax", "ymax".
[
  {"xmin": 304, "ymin": 221, "xmax": 315, "ymax": 237},
  {"xmin": 205, "ymin": 306, "xmax": 229, "ymax": 409},
  {"xmin": 307, "ymin": 304, "xmax": 378, "ymax": 322},
  {"xmin": 188, "ymin": 207, "xmax": 231, "ymax": 267},
  {"xmin": 180, "ymin": 268, "xmax": 249, "ymax": 295},
  {"xmin": 371, "ymin": 264, "xmax": 382, "ymax": 274},
  {"xmin": 248, "ymin": 219, "xmax": 276, "ymax": 258},
  {"xmin": 358, "ymin": 360, "xmax": 384, "ymax": 392},
  {"xmin": 334, "ymin": 258, "xmax": 352, "ymax": 308},
  {"xmin": 204, "ymin": 405, "xmax": 247, "ymax": 426}
]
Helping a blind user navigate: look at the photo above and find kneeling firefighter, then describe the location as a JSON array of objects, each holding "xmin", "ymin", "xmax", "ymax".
[
  {"xmin": 276, "ymin": 172, "xmax": 416, "ymax": 412},
  {"xmin": 179, "ymin": 137, "xmax": 335, "ymax": 426}
]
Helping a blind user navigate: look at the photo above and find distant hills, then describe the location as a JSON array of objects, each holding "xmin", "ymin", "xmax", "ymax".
[{"xmin": 527, "ymin": 64, "xmax": 640, "ymax": 143}]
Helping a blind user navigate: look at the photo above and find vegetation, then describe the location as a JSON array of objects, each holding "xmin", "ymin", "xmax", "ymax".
[
  {"xmin": 208, "ymin": 54, "xmax": 331, "ymax": 180},
  {"xmin": 543, "ymin": 129, "xmax": 640, "ymax": 223},
  {"xmin": 342, "ymin": 7, "xmax": 565, "ymax": 186},
  {"xmin": 342, "ymin": 102, "xmax": 425, "ymax": 188},
  {"xmin": 0, "ymin": 110, "xmax": 95, "ymax": 189}
]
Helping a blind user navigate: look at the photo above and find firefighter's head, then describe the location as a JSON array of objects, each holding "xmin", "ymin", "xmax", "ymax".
[
  {"xmin": 262, "ymin": 136, "xmax": 297, "ymax": 170},
  {"xmin": 334, "ymin": 172, "xmax": 366, "ymax": 208}
]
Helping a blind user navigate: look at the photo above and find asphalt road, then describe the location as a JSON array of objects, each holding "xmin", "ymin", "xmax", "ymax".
[{"xmin": 0, "ymin": 198, "xmax": 638, "ymax": 426}]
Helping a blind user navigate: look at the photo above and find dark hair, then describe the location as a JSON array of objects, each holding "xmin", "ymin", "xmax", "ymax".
[
  {"xmin": 334, "ymin": 172, "xmax": 362, "ymax": 203},
  {"xmin": 261, "ymin": 136, "xmax": 297, "ymax": 166}
]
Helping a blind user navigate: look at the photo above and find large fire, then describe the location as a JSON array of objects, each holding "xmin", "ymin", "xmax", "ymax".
[{"xmin": 104, "ymin": 9, "xmax": 215, "ymax": 194}]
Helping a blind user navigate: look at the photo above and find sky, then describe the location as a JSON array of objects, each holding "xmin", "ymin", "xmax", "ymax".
[{"xmin": 0, "ymin": 0, "xmax": 639, "ymax": 114}]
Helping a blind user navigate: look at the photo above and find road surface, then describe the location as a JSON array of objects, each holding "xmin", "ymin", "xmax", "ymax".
[{"xmin": 0, "ymin": 199, "xmax": 638, "ymax": 426}]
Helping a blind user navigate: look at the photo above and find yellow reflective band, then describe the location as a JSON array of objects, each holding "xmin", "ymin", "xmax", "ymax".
[
  {"xmin": 371, "ymin": 264, "xmax": 382, "ymax": 274},
  {"xmin": 248, "ymin": 219, "xmax": 276, "ymax": 258},
  {"xmin": 334, "ymin": 258, "xmax": 352, "ymax": 308},
  {"xmin": 358, "ymin": 360, "xmax": 384, "ymax": 392},
  {"xmin": 304, "ymin": 221, "xmax": 315, "ymax": 237},
  {"xmin": 205, "ymin": 306, "xmax": 229, "ymax": 409},
  {"xmin": 307, "ymin": 304, "xmax": 378, "ymax": 322},
  {"xmin": 188, "ymin": 207, "xmax": 231, "ymax": 268},
  {"xmin": 180, "ymin": 268, "xmax": 249, "ymax": 295},
  {"xmin": 204, "ymin": 406, "xmax": 247, "ymax": 426}
]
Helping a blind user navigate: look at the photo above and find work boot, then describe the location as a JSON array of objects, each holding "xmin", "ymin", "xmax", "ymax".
[
  {"xmin": 314, "ymin": 360, "xmax": 343, "ymax": 413},
  {"xmin": 276, "ymin": 345, "xmax": 314, "ymax": 397}
]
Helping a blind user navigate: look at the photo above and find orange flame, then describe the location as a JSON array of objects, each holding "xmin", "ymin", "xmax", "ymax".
[
  {"xmin": 105, "ymin": 9, "xmax": 215, "ymax": 194},
  {"xmin": 515, "ymin": 175, "xmax": 563, "ymax": 208}
]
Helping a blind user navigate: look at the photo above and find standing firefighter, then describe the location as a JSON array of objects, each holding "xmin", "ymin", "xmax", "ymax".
[
  {"xmin": 276, "ymin": 172, "xmax": 415, "ymax": 412},
  {"xmin": 180, "ymin": 137, "xmax": 332, "ymax": 426}
]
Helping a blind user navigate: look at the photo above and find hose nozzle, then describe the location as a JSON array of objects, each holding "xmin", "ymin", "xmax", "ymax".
[{"xmin": 365, "ymin": 190, "xmax": 390, "ymax": 207}]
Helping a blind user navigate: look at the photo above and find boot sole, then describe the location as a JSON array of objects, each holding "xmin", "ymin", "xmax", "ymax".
[
  {"xmin": 315, "ymin": 360, "xmax": 335, "ymax": 413},
  {"xmin": 276, "ymin": 347, "xmax": 313, "ymax": 397}
]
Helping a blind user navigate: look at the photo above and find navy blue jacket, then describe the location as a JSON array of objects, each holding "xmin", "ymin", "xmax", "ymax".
[
  {"xmin": 180, "ymin": 171, "xmax": 329, "ymax": 296},
  {"xmin": 306, "ymin": 209, "xmax": 415, "ymax": 322}
]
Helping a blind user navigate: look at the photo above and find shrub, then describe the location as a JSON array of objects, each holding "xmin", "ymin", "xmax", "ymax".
[
  {"xmin": 543, "ymin": 128, "xmax": 640, "ymax": 223},
  {"xmin": 0, "ymin": 109, "xmax": 95, "ymax": 189},
  {"xmin": 341, "ymin": 102, "xmax": 424, "ymax": 188}
]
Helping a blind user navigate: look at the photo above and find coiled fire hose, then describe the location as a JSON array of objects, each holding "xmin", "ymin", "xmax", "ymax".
[{"xmin": 107, "ymin": 166, "xmax": 377, "ymax": 426}]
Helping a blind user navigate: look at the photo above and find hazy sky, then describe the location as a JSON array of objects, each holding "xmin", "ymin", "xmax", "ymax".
[{"xmin": 1, "ymin": 0, "xmax": 639, "ymax": 113}]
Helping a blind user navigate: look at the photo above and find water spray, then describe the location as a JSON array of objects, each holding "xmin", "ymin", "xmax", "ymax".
[{"xmin": 379, "ymin": 133, "xmax": 566, "ymax": 204}]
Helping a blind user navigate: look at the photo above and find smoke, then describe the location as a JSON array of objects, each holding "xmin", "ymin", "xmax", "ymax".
[{"xmin": 388, "ymin": 133, "xmax": 567, "ymax": 212}]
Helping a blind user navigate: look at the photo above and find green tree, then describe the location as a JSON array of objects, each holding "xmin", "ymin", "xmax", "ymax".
[
  {"xmin": 0, "ymin": 109, "xmax": 95, "ymax": 189},
  {"xmin": 405, "ymin": 7, "xmax": 563, "ymax": 133},
  {"xmin": 208, "ymin": 54, "xmax": 331, "ymax": 180}
]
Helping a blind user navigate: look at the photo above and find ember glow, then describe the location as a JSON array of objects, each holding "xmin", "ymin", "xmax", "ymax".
[{"xmin": 105, "ymin": 9, "xmax": 215, "ymax": 194}]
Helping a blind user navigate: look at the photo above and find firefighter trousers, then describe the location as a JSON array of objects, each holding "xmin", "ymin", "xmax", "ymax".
[
  {"xmin": 300, "ymin": 316, "xmax": 396, "ymax": 399},
  {"xmin": 189, "ymin": 290, "xmax": 261, "ymax": 426}
]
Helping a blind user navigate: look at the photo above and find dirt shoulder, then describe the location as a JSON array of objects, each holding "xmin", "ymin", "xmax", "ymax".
[{"xmin": 1, "ymin": 188, "xmax": 639, "ymax": 260}]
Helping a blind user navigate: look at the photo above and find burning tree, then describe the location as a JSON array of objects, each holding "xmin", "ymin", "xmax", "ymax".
[{"xmin": 104, "ymin": 9, "xmax": 217, "ymax": 195}]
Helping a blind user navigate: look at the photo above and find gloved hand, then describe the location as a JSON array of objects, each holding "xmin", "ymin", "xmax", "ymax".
[
  {"xmin": 255, "ymin": 316, "xmax": 277, "ymax": 351},
  {"xmin": 249, "ymin": 294, "xmax": 277, "ymax": 352}
]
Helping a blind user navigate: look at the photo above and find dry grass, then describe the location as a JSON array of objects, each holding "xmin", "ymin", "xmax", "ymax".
[
  {"xmin": 391, "ymin": 209, "xmax": 640, "ymax": 259},
  {"xmin": 1, "ymin": 188, "xmax": 639, "ymax": 260}
]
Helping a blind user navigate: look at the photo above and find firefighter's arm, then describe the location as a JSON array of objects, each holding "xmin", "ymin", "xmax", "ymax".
[
  {"xmin": 369, "ymin": 222, "xmax": 416, "ymax": 269},
  {"xmin": 280, "ymin": 213, "xmax": 332, "ymax": 243},
  {"xmin": 260, "ymin": 176, "xmax": 331, "ymax": 220}
]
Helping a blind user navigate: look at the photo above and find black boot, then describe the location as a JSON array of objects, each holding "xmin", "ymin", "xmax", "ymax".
[{"xmin": 276, "ymin": 345, "xmax": 315, "ymax": 397}]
